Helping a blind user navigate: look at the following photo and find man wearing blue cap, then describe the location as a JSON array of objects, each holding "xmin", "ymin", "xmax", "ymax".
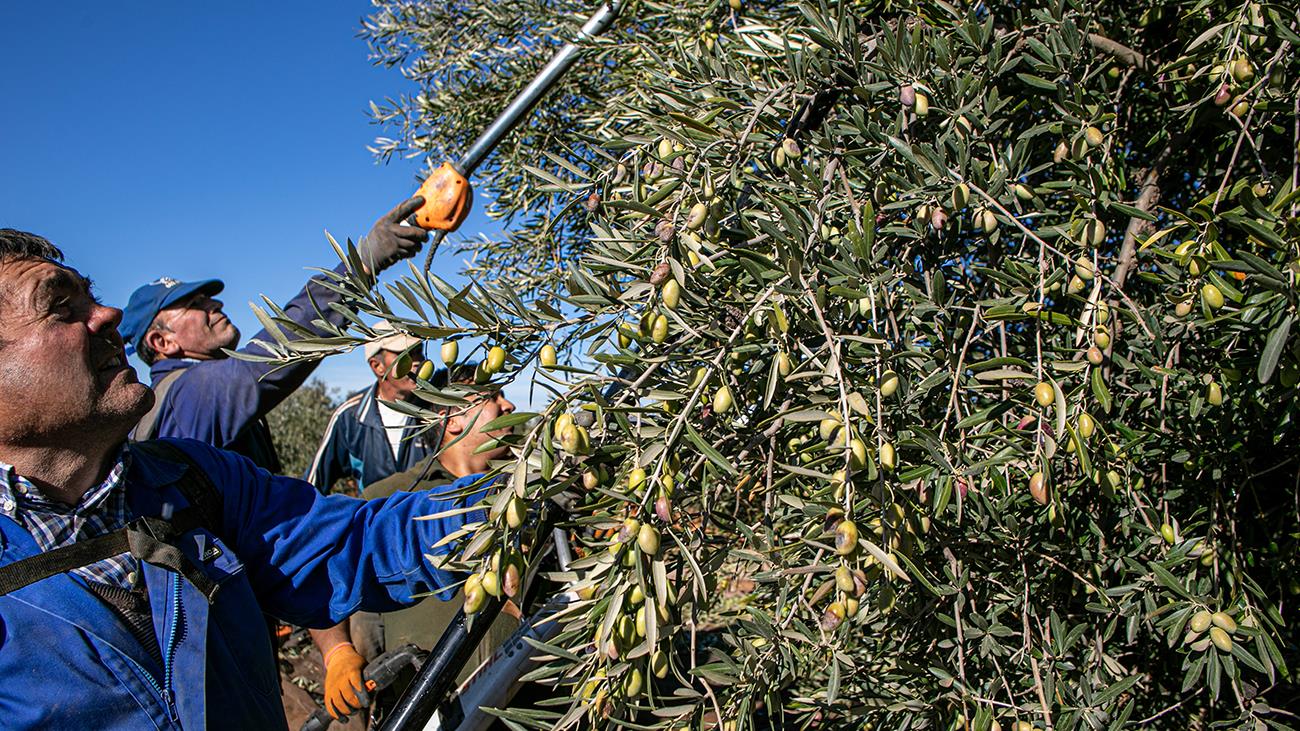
[{"xmin": 120, "ymin": 197, "xmax": 428, "ymax": 473}]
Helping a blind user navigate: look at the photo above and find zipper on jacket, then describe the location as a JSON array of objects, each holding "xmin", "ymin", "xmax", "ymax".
[{"xmin": 162, "ymin": 572, "xmax": 183, "ymax": 722}]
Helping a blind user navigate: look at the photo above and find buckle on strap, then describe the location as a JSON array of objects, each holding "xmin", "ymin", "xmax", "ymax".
[{"xmin": 125, "ymin": 517, "xmax": 221, "ymax": 603}]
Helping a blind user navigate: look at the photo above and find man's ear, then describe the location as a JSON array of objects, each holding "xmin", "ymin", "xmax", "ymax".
[
  {"xmin": 143, "ymin": 327, "xmax": 181, "ymax": 359},
  {"xmin": 368, "ymin": 356, "xmax": 386, "ymax": 379},
  {"xmin": 444, "ymin": 411, "xmax": 466, "ymax": 436}
]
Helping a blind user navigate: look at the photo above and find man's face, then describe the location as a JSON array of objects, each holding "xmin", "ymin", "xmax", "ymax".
[
  {"xmin": 369, "ymin": 348, "xmax": 426, "ymax": 401},
  {"xmin": 446, "ymin": 389, "xmax": 517, "ymax": 472},
  {"xmin": 150, "ymin": 291, "xmax": 240, "ymax": 360},
  {"xmin": 0, "ymin": 259, "xmax": 152, "ymax": 447}
]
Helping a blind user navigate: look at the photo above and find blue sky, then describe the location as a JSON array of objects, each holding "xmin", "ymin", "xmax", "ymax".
[{"xmin": 0, "ymin": 2, "xmax": 515, "ymax": 400}]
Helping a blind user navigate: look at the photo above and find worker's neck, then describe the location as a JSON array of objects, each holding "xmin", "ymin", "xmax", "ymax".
[
  {"xmin": 434, "ymin": 449, "xmax": 479, "ymax": 480},
  {"xmin": 0, "ymin": 441, "xmax": 121, "ymax": 506}
]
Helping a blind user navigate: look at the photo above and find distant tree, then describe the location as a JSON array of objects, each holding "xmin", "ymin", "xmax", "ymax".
[{"xmin": 267, "ymin": 379, "xmax": 338, "ymax": 478}]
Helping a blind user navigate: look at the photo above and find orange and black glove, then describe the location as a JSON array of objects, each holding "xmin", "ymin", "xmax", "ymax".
[{"xmin": 322, "ymin": 642, "xmax": 369, "ymax": 721}]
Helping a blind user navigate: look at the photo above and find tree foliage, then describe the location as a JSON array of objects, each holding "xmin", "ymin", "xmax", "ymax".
[
  {"xmin": 262, "ymin": 0, "xmax": 1300, "ymax": 727},
  {"xmin": 267, "ymin": 378, "xmax": 338, "ymax": 478}
]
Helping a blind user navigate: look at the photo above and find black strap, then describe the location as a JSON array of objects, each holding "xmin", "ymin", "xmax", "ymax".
[
  {"xmin": 0, "ymin": 440, "xmax": 226, "ymax": 602},
  {"xmin": 0, "ymin": 511, "xmax": 219, "ymax": 601}
]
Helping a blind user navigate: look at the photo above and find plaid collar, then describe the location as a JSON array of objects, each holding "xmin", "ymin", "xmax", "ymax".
[{"xmin": 0, "ymin": 446, "xmax": 138, "ymax": 588}]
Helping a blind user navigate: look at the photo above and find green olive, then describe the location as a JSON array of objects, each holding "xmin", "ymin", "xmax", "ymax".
[
  {"xmin": 661, "ymin": 279, "xmax": 681, "ymax": 309},
  {"xmin": 1211, "ymin": 611, "xmax": 1237, "ymax": 633},
  {"xmin": 485, "ymin": 345, "xmax": 507, "ymax": 374},
  {"xmin": 879, "ymin": 370, "xmax": 900, "ymax": 398},
  {"xmin": 1209, "ymin": 626, "xmax": 1233, "ymax": 652},
  {"xmin": 441, "ymin": 340, "xmax": 459, "ymax": 366},
  {"xmin": 637, "ymin": 524, "xmax": 661, "ymax": 555},
  {"xmin": 713, "ymin": 385, "xmax": 735, "ymax": 413},
  {"xmin": 1201, "ymin": 283, "xmax": 1225, "ymax": 310},
  {"xmin": 1034, "ymin": 382, "xmax": 1054, "ymax": 408},
  {"xmin": 417, "ymin": 359, "xmax": 435, "ymax": 381},
  {"xmin": 1190, "ymin": 610, "xmax": 1212, "ymax": 633},
  {"xmin": 1084, "ymin": 126, "xmax": 1104, "ymax": 147},
  {"xmin": 539, "ymin": 343, "xmax": 558, "ymax": 368},
  {"xmin": 879, "ymin": 442, "xmax": 896, "ymax": 471}
]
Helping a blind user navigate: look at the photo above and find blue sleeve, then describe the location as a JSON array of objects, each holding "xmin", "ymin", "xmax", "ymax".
[
  {"xmin": 171, "ymin": 439, "xmax": 489, "ymax": 628},
  {"xmin": 156, "ymin": 262, "xmax": 353, "ymax": 449}
]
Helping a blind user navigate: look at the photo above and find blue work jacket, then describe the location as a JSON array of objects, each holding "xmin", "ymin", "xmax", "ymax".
[
  {"xmin": 0, "ymin": 438, "xmax": 487, "ymax": 730},
  {"xmin": 304, "ymin": 383, "xmax": 432, "ymax": 494},
  {"xmin": 147, "ymin": 262, "xmax": 351, "ymax": 473}
]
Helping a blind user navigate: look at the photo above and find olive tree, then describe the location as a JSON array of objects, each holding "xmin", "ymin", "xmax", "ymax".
[{"xmin": 253, "ymin": 0, "xmax": 1300, "ymax": 727}]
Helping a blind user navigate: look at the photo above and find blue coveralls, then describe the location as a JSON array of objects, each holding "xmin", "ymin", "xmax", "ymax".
[{"xmin": 0, "ymin": 438, "xmax": 485, "ymax": 730}]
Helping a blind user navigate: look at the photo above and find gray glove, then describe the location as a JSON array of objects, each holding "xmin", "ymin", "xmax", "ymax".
[{"xmin": 357, "ymin": 197, "xmax": 429, "ymax": 273}]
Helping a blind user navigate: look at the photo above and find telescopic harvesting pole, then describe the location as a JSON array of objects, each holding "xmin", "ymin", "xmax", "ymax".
[{"xmin": 415, "ymin": 1, "xmax": 624, "ymax": 271}]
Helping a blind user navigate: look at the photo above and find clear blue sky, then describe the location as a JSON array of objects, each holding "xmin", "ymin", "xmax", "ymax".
[{"xmin": 0, "ymin": 1, "xmax": 513, "ymax": 399}]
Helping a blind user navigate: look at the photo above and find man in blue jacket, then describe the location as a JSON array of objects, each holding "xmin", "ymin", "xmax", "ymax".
[
  {"xmin": 0, "ymin": 229, "xmax": 497, "ymax": 729},
  {"xmin": 118, "ymin": 197, "xmax": 429, "ymax": 473},
  {"xmin": 305, "ymin": 321, "xmax": 433, "ymax": 496}
]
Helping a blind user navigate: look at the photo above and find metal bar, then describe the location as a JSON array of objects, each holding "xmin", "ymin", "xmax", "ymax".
[
  {"xmin": 456, "ymin": 2, "xmax": 620, "ymax": 176},
  {"xmin": 378, "ymin": 599, "xmax": 505, "ymax": 731},
  {"xmin": 422, "ymin": 1, "xmax": 621, "ymax": 270}
]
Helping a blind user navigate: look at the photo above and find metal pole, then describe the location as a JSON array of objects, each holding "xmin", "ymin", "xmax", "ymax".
[{"xmin": 422, "ymin": 1, "xmax": 622, "ymax": 269}]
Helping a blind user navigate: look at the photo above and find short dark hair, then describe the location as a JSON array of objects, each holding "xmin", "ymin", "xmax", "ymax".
[{"xmin": 0, "ymin": 229, "xmax": 63, "ymax": 263}]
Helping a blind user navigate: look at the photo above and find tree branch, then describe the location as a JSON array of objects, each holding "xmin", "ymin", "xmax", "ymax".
[{"xmin": 1087, "ymin": 33, "xmax": 1148, "ymax": 72}]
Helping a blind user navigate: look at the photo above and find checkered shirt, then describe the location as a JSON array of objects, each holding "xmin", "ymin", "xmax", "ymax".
[{"xmin": 0, "ymin": 447, "xmax": 138, "ymax": 589}]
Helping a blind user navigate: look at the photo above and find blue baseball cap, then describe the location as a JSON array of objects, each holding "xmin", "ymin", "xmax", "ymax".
[{"xmin": 120, "ymin": 277, "xmax": 224, "ymax": 355}]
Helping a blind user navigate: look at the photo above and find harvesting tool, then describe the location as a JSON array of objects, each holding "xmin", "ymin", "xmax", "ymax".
[{"xmin": 409, "ymin": 1, "xmax": 624, "ymax": 270}]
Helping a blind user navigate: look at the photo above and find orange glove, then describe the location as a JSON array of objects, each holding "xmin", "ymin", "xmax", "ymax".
[{"xmin": 322, "ymin": 642, "xmax": 368, "ymax": 720}]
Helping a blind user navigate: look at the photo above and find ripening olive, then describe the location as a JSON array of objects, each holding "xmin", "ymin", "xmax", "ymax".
[
  {"xmin": 834, "ymin": 520, "xmax": 859, "ymax": 555},
  {"xmin": 1029, "ymin": 471, "xmax": 1048, "ymax": 505},
  {"xmin": 417, "ymin": 359, "xmax": 435, "ymax": 381},
  {"xmin": 914, "ymin": 92, "xmax": 930, "ymax": 116},
  {"xmin": 1084, "ymin": 126, "xmax": 1104, "ymax": 147},
  {"xmin": 1086, "ymin": 346, "xmax": 1104, "ymax": 365}
]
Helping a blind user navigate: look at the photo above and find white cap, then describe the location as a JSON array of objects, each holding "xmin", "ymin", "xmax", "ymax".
[{"xmin": 363, "ymin": 321, "xmax": 423, "ymax": 360}]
